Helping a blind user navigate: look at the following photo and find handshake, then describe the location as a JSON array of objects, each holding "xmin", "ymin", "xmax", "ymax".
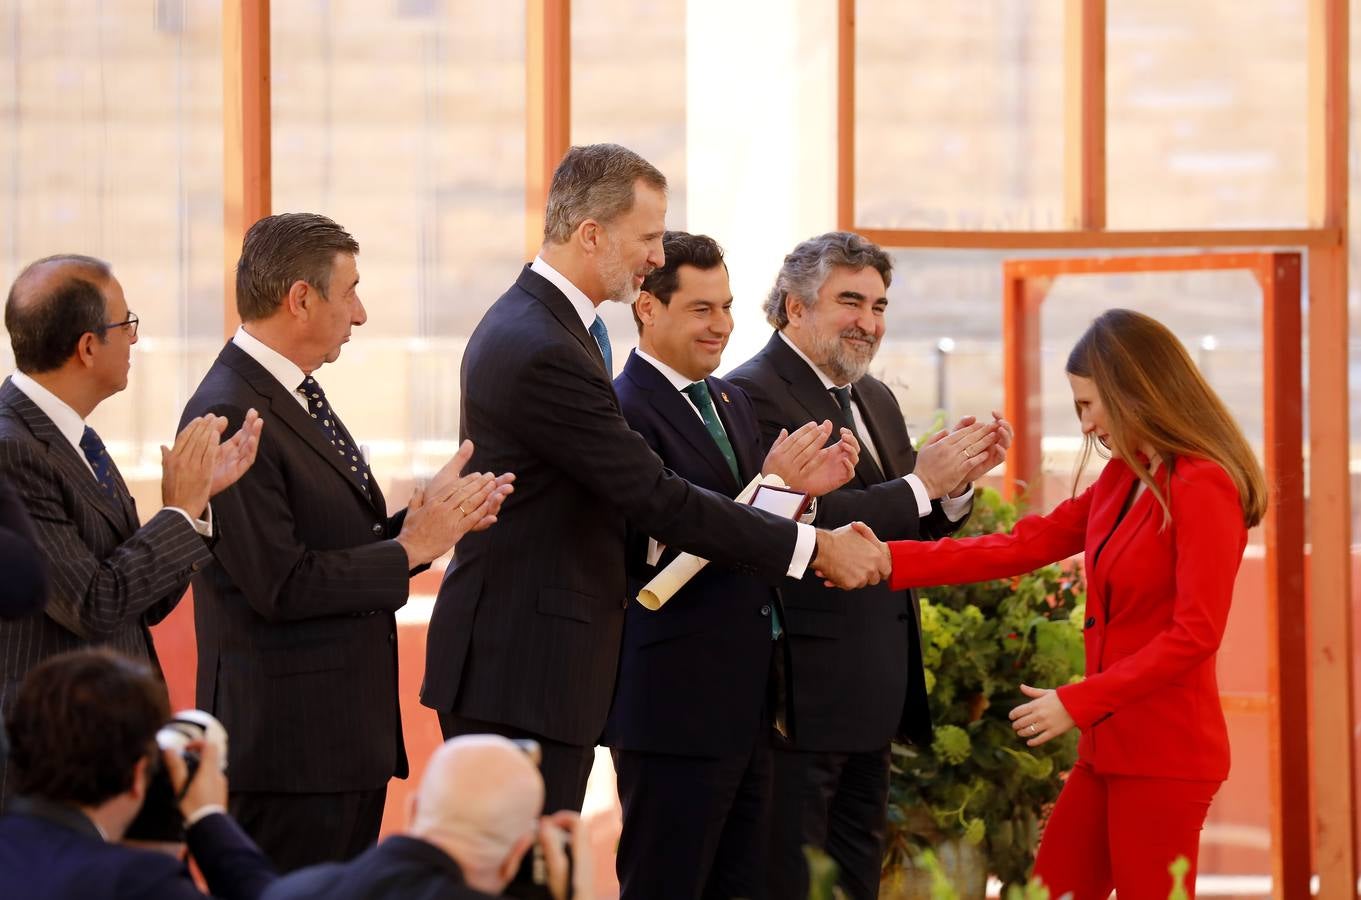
[{"xmin": 811, "ymin": 521, "xmax": 890, "ymax": 590}]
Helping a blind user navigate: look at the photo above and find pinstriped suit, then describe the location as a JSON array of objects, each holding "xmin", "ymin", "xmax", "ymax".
[
  {"xmin": 181, "ymin": 342, "xmax": 412, "ymax": 870},
  {"xmin": 0, "ymin": 376, "xmax": 212, "ymax": 797}
]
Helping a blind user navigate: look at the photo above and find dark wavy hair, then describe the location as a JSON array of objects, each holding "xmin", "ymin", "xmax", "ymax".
[
  {"xmin": 632, "ymin": 231, "xmax": 727, "ymax": 332},
  {"xmin": 6, "ymin": 648, "xmax": 168, "ymax": 807}
]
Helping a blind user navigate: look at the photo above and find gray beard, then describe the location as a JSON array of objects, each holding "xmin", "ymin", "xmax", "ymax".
[{"xmin": 808, "ymin": 327, "xmax": 878, "ymax": 384}]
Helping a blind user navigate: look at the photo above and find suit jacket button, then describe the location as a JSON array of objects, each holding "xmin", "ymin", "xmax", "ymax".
[
  {"xmin": 389, "ymin": 632, "xmax": 396, "ymax": 643},
  {"xmin": 1085, "ymin": 616, "xmax": 1096, "ymax": 630},
  {"xmin": 372, "ymin": 523, "xmax": 384, "ymax": 536},
  {"xmin": 760, "ymin": 604, "xmax": 771, "ymax": 617}
]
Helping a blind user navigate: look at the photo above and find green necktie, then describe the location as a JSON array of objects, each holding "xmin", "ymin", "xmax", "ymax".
[
  {"xmin": 683, "ymin": 380, "xmax": 783, "ymax": 639},
  {"xmin": 682, "ymin": 380, "xmax": 740, "ymax": 485}
]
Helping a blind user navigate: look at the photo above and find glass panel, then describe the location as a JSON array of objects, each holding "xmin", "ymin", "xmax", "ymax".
[
  {"xmin": 854, "ymin": 1, "xmax": 1065, "ymax": 230},
  {"xmin": 272, "ymin": 0, "xmax": 525, "ymax": 494},
  {"xmin": 570, "ymin": 0, "xmax": 687, "ymax": 227},
  {"xmin": 1107, "ymin": 0, "xmax": 1308, "ymax": 228},
  {"xmin": 0, "ymin": 0, "xmax": 224, "ymax": 494}
]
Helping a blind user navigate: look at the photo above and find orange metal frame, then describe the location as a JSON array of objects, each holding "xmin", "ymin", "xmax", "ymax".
[{"xmin": 1001, "ymin": 252, "xmax": 1308, "ymax": 891}]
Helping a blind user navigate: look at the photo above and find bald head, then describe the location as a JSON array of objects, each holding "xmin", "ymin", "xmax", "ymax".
[
  {"xmin": 5, "ymin": 255, "xmax": 114, "ymax": 373},
  {"xmin": 409, "ymin": 735, "xmax": 544, "ymax": 878}
]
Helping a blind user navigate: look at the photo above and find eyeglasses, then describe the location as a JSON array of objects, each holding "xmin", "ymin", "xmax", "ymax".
[{"xmin": 102, "ymin": 312, "xmax": 139, "ymax": 339}]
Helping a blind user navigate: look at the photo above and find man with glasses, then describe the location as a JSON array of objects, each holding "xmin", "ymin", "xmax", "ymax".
[{"xmin": 0, "ymin": 254, "xmax": 263, "ymax": 799}]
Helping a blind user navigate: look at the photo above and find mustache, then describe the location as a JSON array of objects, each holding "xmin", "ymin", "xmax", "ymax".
[{"xmin": 840, "ymin": 327, "xmax": 878, "ymax": 345}]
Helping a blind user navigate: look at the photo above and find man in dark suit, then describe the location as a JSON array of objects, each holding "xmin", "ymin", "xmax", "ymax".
[
  {"xmin": 181, "ymin": 214, "xmax": 514, "ymax": 871},
  {"xmin": 421, "ymin": 144, "xmax": 889, "ymax": 816},
  {"xmin": 603, "ymin": 231, "xmax": 860, "ymax": 900},
  {"xmin": 0, "ymin": 648, "xmax": 275, "ymax": 899},
  {"xmin": 262, "ymin": 735, "xmax": 594, "ymax": 900},
  {"xmin": 0, "ymin": 254, "xmax": 262, "ymax": 798},
  {"xmin": 726, "ymin": 231, "xmax": 1010, "ymax": 900}
]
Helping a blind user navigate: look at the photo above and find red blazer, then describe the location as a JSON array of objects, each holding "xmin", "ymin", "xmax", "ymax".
[{"xmin": 888, "ymin": 455, "xmax": 1247, "ymax": 782}]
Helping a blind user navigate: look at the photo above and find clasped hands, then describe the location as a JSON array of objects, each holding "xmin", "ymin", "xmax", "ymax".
[
  {"xmin": 912, "ymin": 411, "xmax": 1013, "ymax": 500},
  {"xmin": 396, "ymin": 439, "xmax": 516, "ymax": 568},
  {"xmin": 161, "ymin": 409, "xmax": 265, "ymax": 518}
]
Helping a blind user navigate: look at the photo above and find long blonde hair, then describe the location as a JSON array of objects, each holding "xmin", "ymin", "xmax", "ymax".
[{"xmin": 1065, "ymin": 309, "xmax": 1267, "ymax": 528}]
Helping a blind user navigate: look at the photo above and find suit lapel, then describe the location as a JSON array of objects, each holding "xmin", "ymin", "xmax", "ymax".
[
  {"xmin": 710, "ymin": 378, "xmax": 761, "ymax": 485},
  {"xmin": 0, "ymin": 379, "xmax": 133, "ymax": 536},
  {"xmin": 762, "ymin": 333, "xmax": 845, "ymax": 435},
  {"xmin": 217, "ymin": 344, "xmax": 382, "ymax": 511},
  {"xmin": 516, "ymin": 266, "xmax": 609, "ymax": 375},
  {"xmin": 849, "ymin": 383, "xmax": 892, "ymax": 482},
  {"xmin": 1084, "ymin": 461, "xmax": 1141, "ymax": 600},
  {"xmin": 623, "ymin": 353, "xmax": 740, "ymax": 494}
]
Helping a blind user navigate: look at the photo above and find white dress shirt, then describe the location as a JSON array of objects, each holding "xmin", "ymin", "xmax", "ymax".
[
  {"xmin": 775, "ymin": 331, "xmax": 972, "ymax": 522},
  {"xmin": 9, "ymin": 371, "xmax": 212, "ymax": 536},
  {"xmin": 232, "ymin": 326, "xmax": 309, "ymax": 412}
]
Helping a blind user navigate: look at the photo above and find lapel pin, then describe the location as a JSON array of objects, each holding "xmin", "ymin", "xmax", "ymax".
[{"xmin": 720, "ymin": 391, "xmax": 730, "ymax": 403}]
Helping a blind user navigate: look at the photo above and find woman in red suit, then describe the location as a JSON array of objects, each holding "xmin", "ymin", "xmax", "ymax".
[{"xmin": 881, "ymin": 309, "xmax": 1266, "ymax": 899}]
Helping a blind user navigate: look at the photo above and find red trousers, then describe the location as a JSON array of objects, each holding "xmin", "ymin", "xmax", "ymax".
[{"xmin": 1032, "ymin": 760, "xmax": 1221, "ymax": 900}]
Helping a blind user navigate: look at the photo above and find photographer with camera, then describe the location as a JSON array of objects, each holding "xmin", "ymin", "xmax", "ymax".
[
  {"xmin": 0, "ymin": 648, "xmax": 275, "ymax": 899},
  {"xmin": 262, "ymin": 735, "xmax": 595, "ymax": 900}
]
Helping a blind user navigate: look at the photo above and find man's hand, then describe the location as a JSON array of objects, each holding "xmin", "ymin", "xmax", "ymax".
[
  {"xmin": 762, "ymin": 422, "xmax": 859, "ymax": 497},
  {"xmin": 395, "ymin": 441, "xmax": 515, "ymax": 568},
  {"xmin": 161, "ymin": 416, "xmax": 223, "ymax": 519},
  {"xmin": 540, "ymin": 810, "xmax": 597, "ymax": 900},
  {"xmin": 164, "ymin": 739, "xmax": 228, "ymax": 823},
  {"xmin": 209, "ymin": 408, "xmax": 264, "ymax": 496},
  {"xmin": 911, "ymin": 419, "xmax": 998, "ymax": 499},
  {"xmin": 812, "ymin": 521, "xmax": 890, "ymax": 589},
  {"xmin": 954, "ymin": 410, "xmax": 1011, "ymax": 490}
]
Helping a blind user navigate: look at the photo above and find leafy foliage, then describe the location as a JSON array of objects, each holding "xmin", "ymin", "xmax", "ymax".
[{"xmin": 883, "ymin": 487, "xmax": 1087, "ymax": 889}]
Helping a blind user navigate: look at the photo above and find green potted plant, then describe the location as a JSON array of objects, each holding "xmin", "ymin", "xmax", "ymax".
[{"xmin": 879, "ymin": 486, "xmax": 1087, "ymax": 898}]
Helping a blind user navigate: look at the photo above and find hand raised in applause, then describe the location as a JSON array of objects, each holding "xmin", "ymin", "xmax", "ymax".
[
  {"xmin": 762, "ymin": 421, "xmax": 860, "ymax": 497},
  {"xmin": 813, "ymin": 521, "xmax": 891, "ymax": 590},
  {"xmin": 160, "ymin": 415, "xmax": 223, "ymax": 520},
  {"xmin": 911, "ymin": 419, "xmax": 999, "ymax": 500},
  {"xmin": 395, "ymin": 439, "xmax": 515, "ymax": 568},
  {"xmin": 209, "ymin": 408, "xmax": 264, "ymax": 496}
]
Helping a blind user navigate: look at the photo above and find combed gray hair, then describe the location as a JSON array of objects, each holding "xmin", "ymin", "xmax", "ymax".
[
  {"xmin": 763, "ymin": 231, "xmax": 893, "ymax": 329},
  {"xmin": 542, "ymin": 144, "xmax": 668, "ymax": 245}
]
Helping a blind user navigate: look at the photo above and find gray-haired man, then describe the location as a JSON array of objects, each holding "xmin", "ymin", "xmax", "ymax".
[{"xmin": 727, "ymin": 231, "xmax": 1009, "ymax": 899}]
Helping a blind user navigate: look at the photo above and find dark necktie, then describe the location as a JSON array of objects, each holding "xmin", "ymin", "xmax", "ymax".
[
  {"xmin": 682, "ymin": 381, "xmax": 740, "ymax": 485},
  {"xmin": 589, "ymin": 316, "xmax": 613, "ymax": 375},
  {"xmin": 78, "ymin": 426, "xmax": 119, "ymax": 500},
  {"xmin": 299, "ymin": 375, "xmax": 372, "ymax": 497},
  {"xmin": 828, "ymin": 385, "xmax": 862, "ymax": 444}
]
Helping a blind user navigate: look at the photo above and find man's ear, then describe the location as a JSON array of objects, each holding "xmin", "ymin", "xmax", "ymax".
[
  {"xmin": 74, "ymin": 332, "xmax": 100, "ymax": 369},
  {"xmin": 130, "ymin": 755, "xmax": 151, "ymax": 803},
  {"xmin": 284, "ymin": 280, "xmax": 313, "ymax": 320},
  {"xmin": 784, "ymin": 293, "xmax": 809, "ymax": 327},
  {"xmin": 635, "ymin": 291, "xmax": 660, "ymax": 328},
  {"xmin": 498, "ymin": 831, "xmax": 536, "ymax": 886},
  {"xmin": 576, "ymin": 218, "xmax": 604, "ymax": 255}
]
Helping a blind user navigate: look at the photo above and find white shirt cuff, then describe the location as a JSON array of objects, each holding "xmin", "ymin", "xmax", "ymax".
[
  {"xmin": 903, "ymin": 474, "xmax": 933, "ymax": 517},
  {"xmin": 941, "ymin": 485, "xmax": 974, "ymax": 522},
  {"xmin": 787, "ymin": 522, "xmax": 816, "ymax": 579},
  {"xmin": 165, "ymin": 504, "xmax": 213, "ymax": 538},
  {"xmin": 184, "ymin": 805, "xmax": 227, "ymax": 828}
]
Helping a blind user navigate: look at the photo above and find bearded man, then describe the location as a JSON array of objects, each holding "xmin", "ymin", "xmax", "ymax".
[{"xmin": 726, "ymin": 231, "xmax": 1011, "ymax": 899}]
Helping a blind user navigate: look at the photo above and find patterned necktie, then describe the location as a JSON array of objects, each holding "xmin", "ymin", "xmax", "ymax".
[
  {"xmin": 78, "ymin": 426, "xmax": 119, "ymax": 500},
  {"xmin": 681, "ymin": 381, "xmax": 740, "ymax": 485},
  {"xmin": 588, "ymin": 315, "xmax": 613, "ymax": 376},
  {"xmin": 299, "ymin": 375, "xmax": 372, "ymax": 497}
]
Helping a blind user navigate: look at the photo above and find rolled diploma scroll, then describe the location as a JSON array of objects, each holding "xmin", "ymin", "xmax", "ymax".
[{"xmin": 635, "ymin": 473, "xmax": 788, "ymax": 611}]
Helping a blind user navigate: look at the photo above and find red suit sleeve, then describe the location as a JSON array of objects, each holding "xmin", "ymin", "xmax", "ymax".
[{"xmin": 887, "ymin": 488, "xmax": 1092, "ymax": 591}]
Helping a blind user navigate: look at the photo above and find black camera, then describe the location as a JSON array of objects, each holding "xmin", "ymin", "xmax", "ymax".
[
  {"xmin": 503, "ymin": 738, "xmax": 574, "ymax": 900},
  {"xmin": 124, "ymin": 710, "xmax": 228, "ymax": 844}
]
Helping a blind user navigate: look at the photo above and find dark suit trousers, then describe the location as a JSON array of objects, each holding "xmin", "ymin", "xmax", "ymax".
[
  {"xmin": 767, "ymin": 745, "xmax": 891, "ymax": 900},
  {"xmin": 613, "ymin": 734, "xmax": 773, "ymax": 900},
  {"xmin": 230, "ymin": 787, "xmax": 387, "ymax": 873},
  {"xmin": 438, "ymin": 713, "xmax": 595, "ymax": 815}
]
